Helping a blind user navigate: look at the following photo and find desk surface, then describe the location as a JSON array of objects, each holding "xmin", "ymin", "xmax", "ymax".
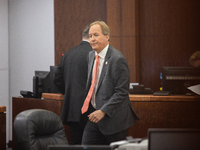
[
  {"xmin": 42, "ymin": 93, "xmax": 200, "ymax": 102},
  {"xmin": 42, "ymin": 93, "xmax": 64, "ymax": 100},
  {"xmin": 129, "ymin": 94, "xmax": 200, "ymax": 102}
]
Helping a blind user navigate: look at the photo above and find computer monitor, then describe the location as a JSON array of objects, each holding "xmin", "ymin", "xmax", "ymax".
[
  {"xmin": 148, "ymin": 128, "xmax": 200, "ymax": 150},
  {"xmin": 32, "ymin": 66, "xmax": 61, "ymax": 98},
  {"xmin": 33, "ymin": 71, "xmax": 50, "ymax": 98},
  {"xmin": 48, "ymin": 145, "xmax": 114, "ymax": 150},
  {"xmin": 162, "ymin": 67, "xmax": 200, "ymax": 95}
]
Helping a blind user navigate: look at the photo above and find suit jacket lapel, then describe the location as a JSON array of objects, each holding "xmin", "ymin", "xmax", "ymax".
[
  {"xmin": 86, "ymin": 51, "xmax": 95, "ymax": 91},
  {"xmin": 96, "ymin": 46, "xmax": 112, "ymax": 91}
]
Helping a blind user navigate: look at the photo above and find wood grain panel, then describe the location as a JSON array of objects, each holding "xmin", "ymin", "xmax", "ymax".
[
  {"xmin": 106, "ymin": 0, "xmax": 121, "ymax": 37},
  {"xmin": 139, "ymin": 0, "xmax": 200, "ymax": 92},
  {"xmin": 121, "ymin": 0, "xmax": 138, "ymax": 36},
  {"xmin": 122, "ymin": 36, "xmax": 139, "ymax": 82},
  {"xmin": 54, "ymin": 0, "xmax": 107, "ymax": 65},
  {"xmin": 109, "ymin": 37, "xmax": 121, "ymax": 51},
  {"xmin": 129, "ymin": 100, "xmax": 200, "ymax": 138},
  {"xmin": 107, "ymin": 0, "xmax": 140, "ymax": 83},
  {"xmin": 54, "ymin": 0, "xmax": 200, "ymax": 91}
]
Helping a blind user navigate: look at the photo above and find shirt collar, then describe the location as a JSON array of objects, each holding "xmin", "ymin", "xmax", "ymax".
[{"xmin": 95, "ymin": 44, "xmax": 109, "ymax": 59}]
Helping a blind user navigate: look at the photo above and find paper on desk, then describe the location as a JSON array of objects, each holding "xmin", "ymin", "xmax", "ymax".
[
  {"xmin": 110, "ymin": 140, "xmax": 129, "ymax": 146},
  {"xmin": 129, "ymin": 83, "xmax": 139, "ymax": 89},
  {"xmin": 187, "ymin": 84, "xmax": 200, "ymax": 95}
]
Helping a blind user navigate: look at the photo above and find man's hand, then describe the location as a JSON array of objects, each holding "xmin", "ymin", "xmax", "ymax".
[{"xmin": 88, "ymin": 110, "xmax": 105, "ymax": 123}]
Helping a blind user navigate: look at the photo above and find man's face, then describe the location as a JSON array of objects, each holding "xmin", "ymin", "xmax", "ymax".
[{"xmin": 89, "ymin": 24, "xmax": 109, "ymax": 53}]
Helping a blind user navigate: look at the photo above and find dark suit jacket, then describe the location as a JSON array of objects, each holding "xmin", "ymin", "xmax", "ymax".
[
  {"xmin": 54, "ymin": 41, "xmax": 93, "ymax": 125},
  {"xmin": 86, "ymin": 45, "xmax": 139, "ymax": 135}
]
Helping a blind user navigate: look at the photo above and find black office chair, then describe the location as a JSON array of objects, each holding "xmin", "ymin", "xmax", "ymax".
[{"xmin": 14, "ymin": 109, "xmax": 68, "ymax": 150}]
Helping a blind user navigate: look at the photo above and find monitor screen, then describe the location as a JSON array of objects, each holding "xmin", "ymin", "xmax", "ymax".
[
  {"xmin": 162, "ymin": 67, "xmax": 200, "ymax": 95},
  {"xmin": 32, "ymin": 66, "xmax": 61, "ymax": 98},
  {"xmin": 33, "ymin": 71, "xmax": 50, "ymax": 98},
  {"xmin": 148, "ymin": 128, "xmax": 200, "ymax": 150}
]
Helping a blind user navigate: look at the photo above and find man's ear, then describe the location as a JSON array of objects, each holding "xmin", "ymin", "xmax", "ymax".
[{"xmin": 106, "ymin": 34, "xmax": 110, "ymax": 41}]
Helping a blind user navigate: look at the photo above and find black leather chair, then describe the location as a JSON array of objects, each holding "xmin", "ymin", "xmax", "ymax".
[{"xmin": 14, "ymin": 109, "xmax": 68, "ymax": 150}]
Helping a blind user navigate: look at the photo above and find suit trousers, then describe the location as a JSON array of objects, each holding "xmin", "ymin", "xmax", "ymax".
[
  {"xmin": 68, "ymin": 112, "xmax": 88, "ymax": 144},
  {"xmin": 81, "ymin": 104, "xmax": 128, "ymax": 145}
]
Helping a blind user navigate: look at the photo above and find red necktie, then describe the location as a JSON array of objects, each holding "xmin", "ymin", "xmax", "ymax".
[{"xmin": 81, "ymin": 55, "xmax": 99, "ymax": 114}]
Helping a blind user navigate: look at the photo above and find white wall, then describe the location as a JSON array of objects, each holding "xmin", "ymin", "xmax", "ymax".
[
  {"xmin": 0, "ymin": 0, "xmax": 9, "ymax": 144},
  {"xmin": 8, "ymin": 0, "xmax": 54, "ymax": 143}
]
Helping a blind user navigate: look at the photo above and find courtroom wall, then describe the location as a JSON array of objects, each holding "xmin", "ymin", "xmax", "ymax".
[
  {"xmin": 54, "ymin": 0, "xmax": 107, "ymax": 64},
  {"xmin": 0, "ymin": 0, "xmax": 9, "ymax": 143},
  {"xmin": 54, "ymin": 0, "xmax": 200, "ymax": 92},
  {"xmin": 8, "ymin": 0, "xmax": 54, "ymax": 142},
  {"xmin": 139, "ymin": 0, "xmax": 200, "ymax": 91}
]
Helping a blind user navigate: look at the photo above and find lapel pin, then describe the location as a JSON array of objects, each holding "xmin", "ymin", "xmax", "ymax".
[{"xmin": 105, "ymin": 61, "xmax": 108, "ymax": 65}]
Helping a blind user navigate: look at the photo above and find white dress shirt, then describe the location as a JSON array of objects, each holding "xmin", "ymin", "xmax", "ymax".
[{"xmin": 91, "ymin": 44, "xmax": 109, "ymax": 108}]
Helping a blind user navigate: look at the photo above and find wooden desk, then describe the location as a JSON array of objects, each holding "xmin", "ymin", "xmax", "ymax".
[
  {"xmin": 129, "ymin": 95, "xmax": 200, "ymax": 138},
  {"xmin": 0, "ymin": 106, "xmax": 6, "ymax": 150},
  {"xmin": 12, "ymin": 94, "xmax": 200, "ymax": 148}
]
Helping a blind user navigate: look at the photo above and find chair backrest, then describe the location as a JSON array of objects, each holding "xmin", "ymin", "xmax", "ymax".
[
  {"xmin": 148, "ymin": 128, "xmax": 200, "ymax": 150},
  {"xmin": 14, "ymin": 109, "xmax": 68, "ymax": 150}
]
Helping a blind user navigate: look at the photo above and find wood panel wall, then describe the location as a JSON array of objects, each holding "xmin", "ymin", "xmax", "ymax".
[
  {"xmin": 54, "ymin": 0, "xmax": 200, "ymax": 92},
  {"xmin": 54, "ymin": 0, "xmax": 107, "ymax": 65},
  {"xmin": 107, "ymin": 0, "xmax": 140, "ymax": 83},
  {"xmin": 139, "ymin": 0, "xmax": 200, "ymax": 91}
]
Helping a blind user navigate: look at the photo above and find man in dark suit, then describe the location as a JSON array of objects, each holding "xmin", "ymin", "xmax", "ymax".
[
  {"xmin": 53, "ymin": 24, "xmax": 93, "ymax": 144},
  {"xmin": 81, "ymin": 21, "xmax": 139, "ymax": 145}
]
